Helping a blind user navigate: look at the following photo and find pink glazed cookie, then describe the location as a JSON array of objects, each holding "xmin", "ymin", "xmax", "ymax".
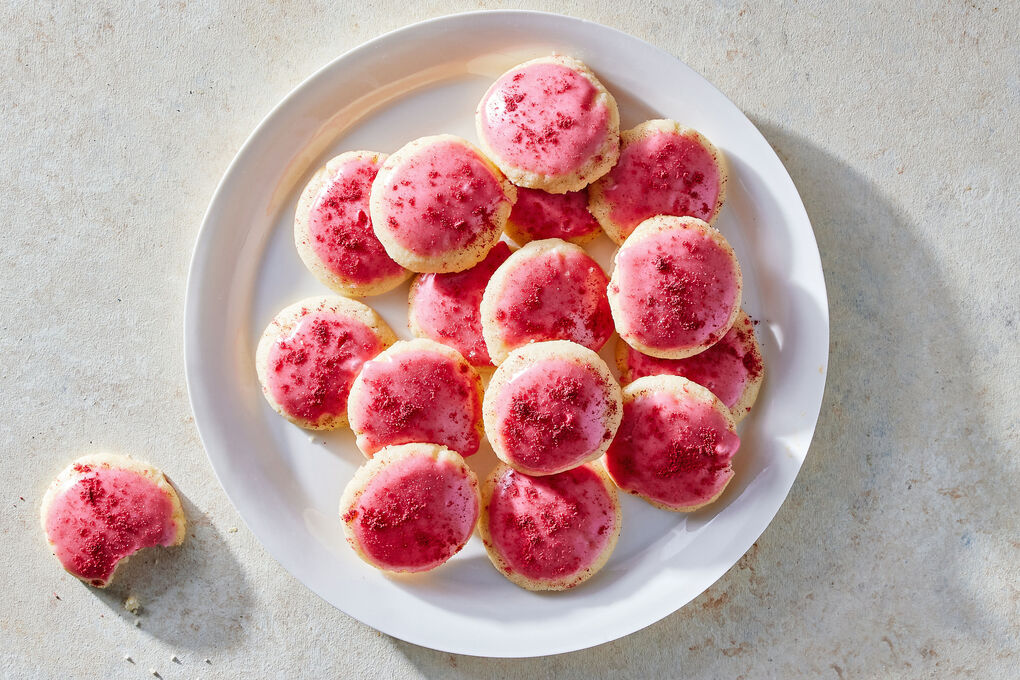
[
  {"xmin": 617, "ymin": 310, "xmax": 764, "ymax": 423},
  {"xmin": 340, "ymin": 443, "xmax": 480, "ymax": 574},
  {"xmin": 476, "ymin": 55, "xmax": 620, "ymax": 193},
  {"xmin": 608, "ymin": 215, "xmax": 742, "ymax": 360},
  {"xmin": 504, "ymin": 187, "xmax": 602, "ymax": 246},
  {"xmin": 480, "ymin": 238, "xmax": 614, "ymax": 365},
  {"xmin": 347, "ymin": 339, "xmax": 484, "ymax": 458},
  {"xmin": 479, "ymin": 462, "xmax": 621, "ymax": 591},
  {"xmin": 407, "ymin": 240, "xmax": 513, "ymax": 370},
  {"xmin": 483, "ymin": 341, "xmax": 622, "ymax": 476},
  {"xmin": 604, "ymin": 375, "xmax": 740, "ymax": 512},
  {"xmin": 294, "ymin": 150, "xmax": 410, "ymax": 296},
  {"xmin": 370, "ymin": 135, "xmax": 516, "ymax": 273},
  {"xmin": 40, "ymin": 454, "xmax": 186, "ymax": 587},
  {"xmin": 255, "ymin": 296, "xmax": 396, "ymax": 430},
  {"xmin": 589, "ymin": 119, "xmax": 727, "ymax": 244}
]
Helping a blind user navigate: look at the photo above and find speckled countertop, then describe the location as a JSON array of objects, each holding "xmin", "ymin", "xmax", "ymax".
[{"xmin": 1, "ymin": 1, "xmax": 1017, "ymax": 678}]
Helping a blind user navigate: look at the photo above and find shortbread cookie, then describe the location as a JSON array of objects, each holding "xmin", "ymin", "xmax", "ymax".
[
  {"xmin": 40, "ymin": 454, "xmax": 186, "ymax": 588},
  {"xmin": 617, "ymin": 310, "xmax": 764, "ymax": 422},
  {"xmin": 483, "ymin": 341, "xmax": 621, "ymax": 476},
  {"xmin": 480, "ymin": 238, "xmax": 614, "ymax": 365},
  {"xmin": 476, "ymin": 55, "xmax": 620, "ymax": 194},
  {"xmin": 255, "ymin": 296, "xmax": 396, "ymax": 430},
  {"xmin": 504, "ymin": 187, "xmax": 602, "ymax": 245},
  {"xmin": 347, "ymin": 338, "xmax": 484, "ymax": 458},
  {"xmin": 407, "ymin": 241, "xmax": 513, "ymax": 369},
  {"xmin": 294, "ymin": 150, "xmax": 410, "ymax": 296},
  {"xmin": 609, "ymin": 216, "xmax": 742, "ymax": 359},
  {"xmin": 340, "ymin": 443, "xmax": 480, "ymax": 574},
  {"xmin": 478, "ymin": 462, "xmax": 621, "ymax": 591},
  {"xmin": 369, "ymin": 134, "xmax": 516, "ymax": 273},
  {"xmin": 589, "ymin": 119, "xmax": 727, "ymax": 243},
  {"xmin": 604, "ymin": 375, "xmax": 740, "ymax": 512}
]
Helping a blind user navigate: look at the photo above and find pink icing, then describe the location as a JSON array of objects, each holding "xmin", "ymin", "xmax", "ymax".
[
  {"xmin": 486, "ymin": 465, "xmax": 616, "ymax": 582},
  {"xmin": 350, "ymin": 349, "xmax": 482, "ymax": 457},
  {"xmin": 307, "ymin": 155, "xmax": 405, "ymax": 284},
  {"xmin": 343, "ymin": 453, "xmax": 478, "ymax": 572},
  {"xmin": 613, "ymin": 225, "xmax": 739, "ymax": 351},
  {"xmin": 621, "ymin": 315, "xmax": 763, "ymax": 408},
  {"xmin": 509, "ymin": 188, "xmax": 601, "ymax": 242},
  {"xmin": 267, "ymin": 311, "xmax": 384, "ymax": 423},
  {"xmin": 380, "ymin": 140, "xmax": 507, "ymax": 256},
  {"xmin": 605, "ymin": 390, "xmax": 740, "ymax": 509},
  {"xmin": 600, "ymin": 129, "xmax": 721, "ymax": 238},
  {"xmin": 479, "ymin": 62, "xmax": 610, "ymax": 176},
  {"xmin": 495, "ymin": 358, "xmax": 614, "ymax": 474},
  {"xmin": 492, "ymin": 248, "xmax": 613, "ymax": 352},
  {"xmin": 409, "ymin": 242, "xmax": 512, "ymax": 366},
  {"xmin": 44, "ymin": 464, "xmax": 178, "ymax": 586}
]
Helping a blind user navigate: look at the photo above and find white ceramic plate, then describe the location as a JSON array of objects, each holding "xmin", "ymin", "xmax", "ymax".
[{"xmin": 185, "ymin": 10, "xmax": 828, "ymax": 657}]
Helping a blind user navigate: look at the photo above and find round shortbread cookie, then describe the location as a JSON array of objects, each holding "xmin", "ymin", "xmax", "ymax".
[
  {"xmin": 294, "ymin": 150, "xmax": 410, "ymax": 296},
  {"xmin": 369, "ymin": 134, "xmax": 516, "ymax": 273},
  {"xmin": 483, "ymin": 340, "xmax": 622, "ymax": 476},
  {"xmin": 608, "ymin": 215, "xmax": 742, "ymax": 360},
  {"xmin": 616, "ymin": 310, "xmax": 764, "ymax": 423},
  {"xmin": 347, "ymin": 338, "xmax": 485, "ymax": 458},
  {"xmin": 478, "ymin": 462, "xmax": 621, "ymax": 591},
  {"xmin": 480, "ymin": 238, "xmax": 614, "ymax": 365},
  {"xmin": 340, "ymin": 443, "xmax": 480, "ymax": 574},
  {"xmin": 40, "ymin": 453, "xmax": 186, "ymax": 588},
  {"xmin": 255, "ymin": 296, "xmax": 396, "ymax": 430},
  {"xmin": 504, "ymin": 186, "xmax": 602, "ymax": 246},
  {"xmin": 407, "ymin": 240, "xmax": 514, "ymax": 370},
  {"xmin": 476, "ymin": 55, "xmax": 620, "ymax": 194},
  {"xmin": 589, "ymin": 119, "xmax": 727, "ymax": 244},
  {"xmin": 603, "ymin": 375, "xmax": 740, "ymax": 512}
]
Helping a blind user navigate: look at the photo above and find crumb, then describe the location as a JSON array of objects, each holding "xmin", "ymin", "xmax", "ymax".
[
  {"xmin": 134, "ymin": 619, "xmax": 141, "ymax": 627},
  {"xmin": 124, "ymin": 654, "xmax": 133, "ymax": 663},
  {"xmin": 204, "ymin": 658, "xmax": 212, "ymax": 664},
  {"xmin": 227, "ymin": 527, "xmax": 238, "ymax": 533},
  {"xmin": 53, "ymin": 592, "xmax": 61, "ymax": 601},
  {"xmin": 149, "ymin": 669, "xmax": 159, "ymax": 677},
  {"xmin": 123, "ymin": 595, "xmax": 141, "ymax": 614},
  {"xmin": 171, "ymin": 655, "xmax": 180, "ymax": 664}
]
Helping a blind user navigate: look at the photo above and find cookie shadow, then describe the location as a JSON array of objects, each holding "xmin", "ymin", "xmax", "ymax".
[{"xmin": 92, "ymin": 486, "xmax": 252, "ymax": 652}]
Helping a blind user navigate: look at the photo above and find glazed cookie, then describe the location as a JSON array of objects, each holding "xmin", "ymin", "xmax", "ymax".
[
  {"xmin": 479, "ymin": 462, "xmax": 621, "ymax": 591},
  {"xmin": 340, "ymin": 443, "xmax": 480, "ymax": 574},
  {"xmin": 294, "ymin": 150, "xmax": 410, "ymax": 296},
  {"xmin": 407, "ymin": 241, "xmax": 513, "ymax": 369},
  {"xmin": 589, "ymin": 119, "xmax": 727, "ymax": 244},
  {"xmin": 369, "ymin": 134, "xmax": 516, "ymax": 273},
  {"xmin": 480, "ymin": 238, "xmax": 614, "ymax": 365},
  {"xmin": 616, "ymin": 310, "xmax": 764, "ymax": 423},
  {"xmin": 483, "ymin": 341, "xmax": 622, "ymax": 476},
  {"xmin": 255, "ymin": 296, "xmax": 396, "ymax": 430},
  {"xmin": 40, "ymin": 454, "xmax": 186, "ymax": 588},
  {"xmin": 604, "ymin": 375, "xmax": 740, "ymax": 512},
  {"xmin": 504, "ymin": 187, "xmax": 602, "ymax": 245},
  {"xmin": 347, "ymin": 338, "xmax": 484, "ymax": 458},
  {"xmin": 608, "ymin": 215, "xmax": 742, "ymax": 360},
  {"xmin": 476, "ymin": 55, "xmax": 620, "ymax": 193}
]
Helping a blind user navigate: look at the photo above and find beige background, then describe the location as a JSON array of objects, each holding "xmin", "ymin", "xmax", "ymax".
[{"xmin": 2, "ymin": 1, "xmax": 1017, "ymax": 677}]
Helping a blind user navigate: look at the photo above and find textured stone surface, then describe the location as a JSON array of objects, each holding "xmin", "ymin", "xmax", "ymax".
[{"xmin": 1, "ymin": 1, "xmax": 1017, "ymax": 678}]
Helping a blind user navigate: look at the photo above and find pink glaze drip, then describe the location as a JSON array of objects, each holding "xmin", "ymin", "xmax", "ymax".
[
  {"xmin": 409, "ymin": 242, "xmax": 512, "ymax": 366},
  {"xmin": 605, "ymin": 391, "xmax": 740, "ymax": 509},
  {"xmin": 486, "ymin": 465, "xmax": 616, "ymax": 582},
  {"xmin": 495, "ymin": 359, "xmax": 614, "ymax": 474},
  {"xmin": 613, "ymin": 226, "xmax": 739, "ymax": 351},
  {"xmin": 344, "ymin": 454, "xmax": 478, "ymax": 572},
  {"xmin": 350, "ymin": 350, "xmax": 482, "ymax": 457},
  {"xmin": 600, "ymin": 129, "xmax": 721, "ymax": 238},
  {"xmin": 479, "ymin": 62, "xmax": 610, "ymax": 176},
  {"xmin": 621, "ymin": 315, "xmax": 762, "ymax": 407},
  {"xmin": 267, "ymin": 312, "xmax": 384, "ymax": 423},
  {"xmin": 44, "ymin": 464, "xmax": 178, "ymax": 586},
  {"xmin": 307, "ymin": 156, "xmax": 405, "ymax": 284},
  {"xmin": 509, "ymin": 188, "xmax": 601, "ymax": 242},
  {"xmin": 380, "ymin": 140, "xmax": 507, "ymax": 256},
  {"xmin": 493, "ymin": 248, "xmax": 613, "ymax": 352}
]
